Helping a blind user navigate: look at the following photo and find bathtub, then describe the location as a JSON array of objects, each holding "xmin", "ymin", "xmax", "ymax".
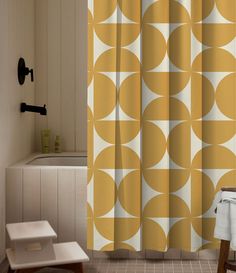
[
  {"xmin": 6, "ymin": 153, "xmax": 88, "ymax": 254},
  {"xmin": 27, "ymin": 154, "xmax": 87, "ymax": 166}
]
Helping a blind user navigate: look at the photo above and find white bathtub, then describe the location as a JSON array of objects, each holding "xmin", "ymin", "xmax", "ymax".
[
  {"xmin": 27, "ymin": 155, "xmax": 87, "ymax": 166},
  {"xmin": 6, "ymin": 153, "xmax": 88, "ymax": 254}
]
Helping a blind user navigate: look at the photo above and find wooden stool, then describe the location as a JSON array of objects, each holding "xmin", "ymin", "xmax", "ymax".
[
  {"xmin": 6, "ymin": 221, "xmax": 89, "ymax": 273},
  {"xmin": 217, "ymin": 187, "xmax": 236, "ymax": 273}
]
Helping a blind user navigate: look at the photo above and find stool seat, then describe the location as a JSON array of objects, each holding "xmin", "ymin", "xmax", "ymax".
[
  {"xmin": 6, "ymin": 242, "xmax": 89, "ymax": 270},
  {"xmin": 6, "ymin": 221, "xmax": 57, "ymax": 242}
]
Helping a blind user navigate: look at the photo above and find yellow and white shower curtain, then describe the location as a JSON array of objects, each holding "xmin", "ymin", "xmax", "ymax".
[{"xmin": 88, "ymin": 0, "xmax": 236, "ymax": 251}]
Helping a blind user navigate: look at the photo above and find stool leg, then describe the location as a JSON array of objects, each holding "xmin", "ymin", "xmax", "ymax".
[
  {"xmin": 73, "ymin": 263, "xmax": 84, "ymax": 273},
  {"xmin": 7, "ymin": 266, "xmax": 15, "ymax": 273},
  {"xmin": 7, "ymin": 264, "xmax": 84, "ymax": 273},
  {"xmin": 217, "ymin": 240, "xmax": 230, "ymax": 273},
  {"xmin": 47, "ymin": 263, "xmax": 84, "ymax": 273}
]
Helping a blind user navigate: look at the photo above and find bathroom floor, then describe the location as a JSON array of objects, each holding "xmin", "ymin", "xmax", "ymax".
[
  {"xmin": 84, "ymin": 259, "xmax": 224, "ymax": 273},
  {"xmin": 0, "ymin": 259, "xmax": 234, "ymax": 273}
]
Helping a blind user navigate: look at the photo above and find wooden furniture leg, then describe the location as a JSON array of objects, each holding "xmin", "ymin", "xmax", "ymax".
[
  {"xmin": 75, "ymin": 263, "xmax": 84, "ymax": 273},
  {"xmin": 53, "ymin": 263, "xmax": 84, "ymax": 273},
  {"xmin": 217, "ymin": 188, "xmax": 236, "ymax": 273},
  {"xmin": 7, "ymin": 265, "xmax": 15, "ymax": 273},
  {"xmin": 217, "ymin": 240, "xmax": 230, "ymax": 273}
]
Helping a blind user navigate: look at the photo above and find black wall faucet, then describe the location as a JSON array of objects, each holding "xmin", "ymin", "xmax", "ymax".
[
  {"xmin": 18, "ymin": 58, "xmax": 34, "ymax": 85},
  {"xmin": 21, "ymin": 103, "xmax": 47, "ymax": 116}
]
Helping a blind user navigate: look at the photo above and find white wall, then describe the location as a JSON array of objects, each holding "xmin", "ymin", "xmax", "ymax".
[
  {"xmin": 35, "ymin": 0, "xmax": 87, "ymax": 153},
  {"xmin": 0, "ymin": 0, "xmax": 35, "ymax": 261}
]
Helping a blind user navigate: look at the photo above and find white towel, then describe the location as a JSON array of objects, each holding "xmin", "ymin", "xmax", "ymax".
[{"xmin": 214, "ymin": 191, "xmax": 236, "ymax": 250}]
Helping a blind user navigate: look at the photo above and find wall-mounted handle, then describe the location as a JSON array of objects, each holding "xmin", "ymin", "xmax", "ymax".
[
  {"xmin": 18, "ymin": 58, "xmax": 34, "ymax": 85},
  {"xmin": 25, "ymin": 67, "xmax": 34, "ymax": 82}
]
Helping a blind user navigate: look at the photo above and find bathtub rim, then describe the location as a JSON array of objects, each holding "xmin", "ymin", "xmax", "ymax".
[{"xmin": 8, "ymin": 152, "xmax": 87, "ymax": 169}]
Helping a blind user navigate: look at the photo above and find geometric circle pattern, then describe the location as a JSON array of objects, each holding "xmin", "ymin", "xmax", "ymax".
[{"xmin": 88, "ymin": 0, "xmax": 236, "ymax": 252}]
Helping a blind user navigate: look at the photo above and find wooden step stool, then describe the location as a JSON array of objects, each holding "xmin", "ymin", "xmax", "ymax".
[
  {"xmin": 217, "ymin": 188, "xmax": 236, "ymax": 273},
  {"xmin": 6, "ymin": 221, "xmax": 89, "ymax": 273}
]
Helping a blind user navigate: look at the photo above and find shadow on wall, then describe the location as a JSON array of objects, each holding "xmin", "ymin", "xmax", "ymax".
[{"xmin": 0, "ymin": 0, "xmax": 35, "ymax": 261}]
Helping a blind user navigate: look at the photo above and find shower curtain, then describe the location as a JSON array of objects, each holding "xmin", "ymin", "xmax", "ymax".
[{"xmin": 87, "ymin": 0, "xmax": 236, "ymax": 251}]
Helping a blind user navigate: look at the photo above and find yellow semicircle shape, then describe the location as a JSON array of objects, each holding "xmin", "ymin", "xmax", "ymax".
[
  {"xmin": 143, "ymin": 195, "xmax": 190, "ymax": 218},
  {"xmin": 192, "ymin": 121, "xmax": 236, "ymax": 145},
  {"xmin": 167, "ymin": 219, "xmax": 191, "ymax": 251},
  {"xmin": 215, "ymin": 170, "xmax": 236, "ymax": 193},
  {"xmin": 143, "ymin": 169, "xmax": 190, "ymax": 193},
  {"xmin": 95, "ymin": 146, "xmax": 141, "ymax": 169},
  {"xmin": 192, "ymin": 24, "xmax": 236, "ymax": 47},
  {"xmin": 192, "ymin": 146, "xmax": 236, "ymax": 169},
  {"xmin": 95, "ymin": 121, "xmax": 140, "ymax": 145},
  {"xmin": 191, "ymin": 170, "xmax": 215, "ymax": 217},
  {"xmin": 143, "ymin": 72, "xmax": 190, "ymax": 96},
  {"xmin": 216, "ymin": 0, "xmax": 236, "ymax": 22},
  {"xmin": 143, "ymin": 98, "xmax": 190, "ymax": 121},
  {"xmin": 143, "ymin": 0, "xmax": 190, "ymax": 23},
  {"xmin": 142, "ymin": 218, "xmax": 167, "ymax": 251},
  {"xmin": 95, "ymin": 24, "xmax": 140, "ymax": 47},
  {"xmin": 94, "ymin": 218, "xmax": 141, "ymax": 242},
  {"xmin": 192, "ymin": 48, "xmax": 236, "ymax": 72},
  {"xmin": 94, "ymin": 0, "xmax": 117, "ymax": 23},
  {"xmin": 94, "ymin": 170, "xmax": 117, "ymax": 217},
  {"xmin": 191, "ymin": 0, "xmax": 215, "ymax": 22},
  {"xmin": 95, "ymin": 48, "xmax": 140, "ymax": 72},
  {"xmin": 101, "ymin": 242, "xmax": 136, "ymax": 251}
]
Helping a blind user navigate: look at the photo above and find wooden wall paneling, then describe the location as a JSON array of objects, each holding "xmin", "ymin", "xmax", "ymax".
[
  {"xmin": 35, "ymin": 0, "xmax": 48, "ymax": 151},
  {"xmin": 61, "ymin": 0, "xmax": 76, "ymax": 151},
  {"xmin": 58, "ymin": 168, "xmax": 76, "ymax": 242},
  {"xmin": 6, "ymin": 168, "xmax": 23, "ymax": 224},
  {"xmin": 76, "ymin": 0, "xmax": 87, "ymax": 152},
  {"xmin": 22, "ymin": 169, "xmax": 41, "ymax": 221},
  {"xmin": 75, "ymin": 169, "xmax": 87, "ymax": 251},
  {"xmin": 40, "ymin": 168, "xmax": 58, "ymax": 236},
  {"xmin": 47, "ymin": 0, "xmax": 61, "ymax": 151},
  {"xmin": 35, "ymin": 0, "xmax": 88, "ymax": 152}
]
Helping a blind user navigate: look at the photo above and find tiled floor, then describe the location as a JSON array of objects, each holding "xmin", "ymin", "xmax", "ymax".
[
  {"xmin": 84, "ymin": 259, "xmax": 229, "ymax": 273},
  {"xmin": 0, "ymin": 259, "xmax": 234, "ymax": 273}
]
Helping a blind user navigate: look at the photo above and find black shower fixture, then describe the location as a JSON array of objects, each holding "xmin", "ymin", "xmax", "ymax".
[
  {"xmin": 21, "ymin": 103, "xmax": 47, "ymax": 116},
  {"xmin": 18, "ymin": 57, "xmax": 34, "ymax": 85}
]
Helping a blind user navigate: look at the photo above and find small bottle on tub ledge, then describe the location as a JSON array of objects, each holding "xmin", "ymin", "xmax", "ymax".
[
  {"xmin": 41, "ymin": 129, "xmax": 50, "ymax": 154},
  {"xmin": 54, "ymin": 135, "xmax": 61, "ymax": 153}
]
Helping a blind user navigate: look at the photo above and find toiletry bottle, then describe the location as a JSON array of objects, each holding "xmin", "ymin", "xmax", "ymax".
[
  {"xmin": 41, "ymin": 129, "xmax": 50, "ymax": 153},
  {"xmin": 55, "ymin": 135, "xmax": 61, "ymax": 153}
]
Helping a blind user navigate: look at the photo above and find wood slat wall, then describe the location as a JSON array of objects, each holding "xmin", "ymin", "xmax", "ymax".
[
  {"xmin": 0, "ymin": 0, "xmax": 35, "ymax": 261},
  {"xmin": 35, "ymin": 0, "xmax": 87, "ymax": 153}
]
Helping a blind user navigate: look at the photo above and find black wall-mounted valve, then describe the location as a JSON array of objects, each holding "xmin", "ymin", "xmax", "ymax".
[{"xmin": 18, "ymin": 57, "xmax": 34, "ymax": 85}]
